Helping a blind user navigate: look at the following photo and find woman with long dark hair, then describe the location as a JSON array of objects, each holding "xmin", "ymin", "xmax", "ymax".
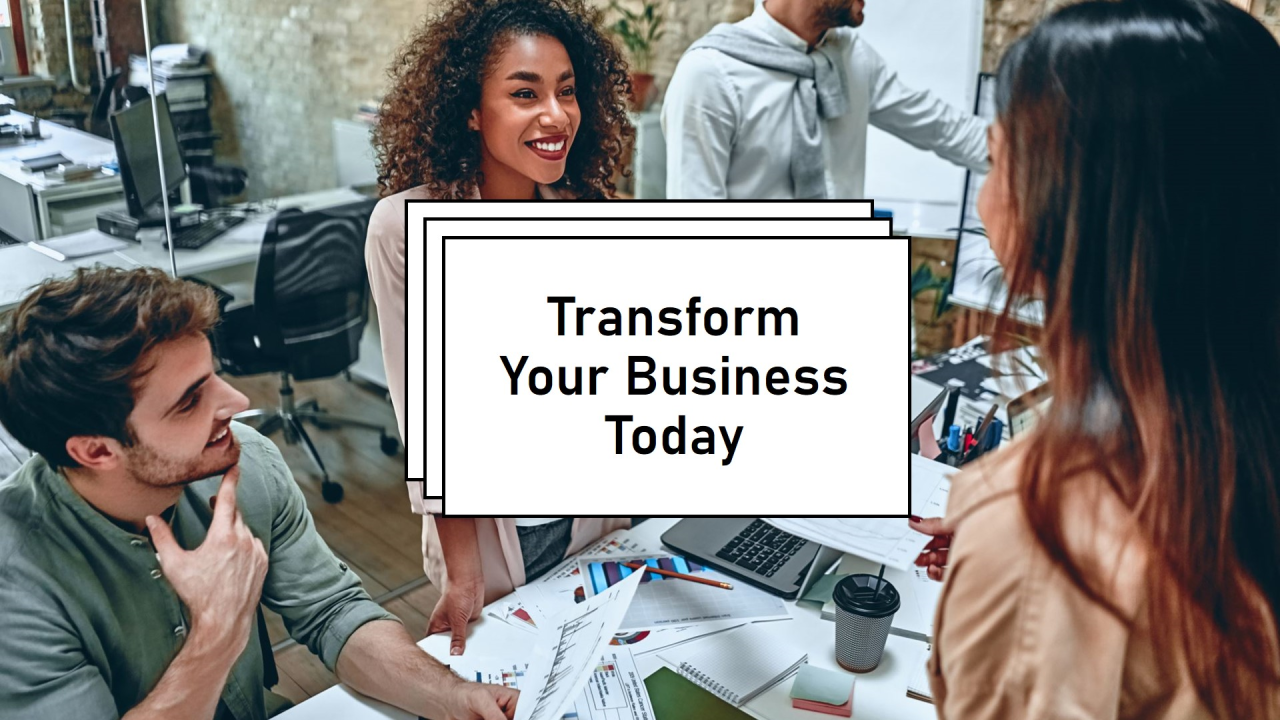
[{"xmin": 925, "ymin": 0, "xmax": 1280, "ymax": 716}]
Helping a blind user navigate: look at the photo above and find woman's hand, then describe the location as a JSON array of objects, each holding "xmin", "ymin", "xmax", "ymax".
[
  {"xmin": 909, "ymin": 516, "xmax": 953, "ymax": 582},
  {"xmin": 428, "ymin": 576, "xmax": 485, "ymax": 655}
]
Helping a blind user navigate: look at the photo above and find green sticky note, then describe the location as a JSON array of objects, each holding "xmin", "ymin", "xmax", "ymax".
[
  {"xmin": 789, "ymin": 664, "xmax": 855, "ymax": 706},
  {"xmin": 644, "ymin": 667, "xmax": 754, "ymax": 720}
]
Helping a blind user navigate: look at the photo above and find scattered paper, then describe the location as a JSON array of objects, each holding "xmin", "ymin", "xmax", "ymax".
[
  {"xmin": 515, "ymin": 570, "xmax": 644, "ymax": 720},
  {"xmin": 766, "ymin": 455, "xmax": 953, "ymax": 571},
  {"xmin": 578, "ymin": 554, "xmax": 790, "ymax": 632},
  {"xmin": 453, "ymin": 646, "xmax": 656, "ymax": 720},
  {"xmin": 541, "ymin": 530, "xmax": 650, "ymax": 582}
]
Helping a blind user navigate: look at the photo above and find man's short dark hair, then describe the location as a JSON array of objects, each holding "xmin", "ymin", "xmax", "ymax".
[{"xmin": 0, "ymin": 267, "xmax": 220, "ymax": 469}]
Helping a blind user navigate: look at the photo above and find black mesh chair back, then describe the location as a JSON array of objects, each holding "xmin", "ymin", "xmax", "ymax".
[{"xmin": 253, "ymin": 199, "xmax": 379, "ymax": 381}]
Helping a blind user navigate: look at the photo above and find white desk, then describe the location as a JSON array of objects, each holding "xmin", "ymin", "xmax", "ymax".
[
  {"xmin": 0, "ymin": 112, "xmax": 124, "ymax": 241},
  {"xmin": 278, "ymin": 519, "xmax": 935, "ymax": 720},
  {"xmin": 0, "ymin": 186, "xmax": 388, "ymax": 389}
]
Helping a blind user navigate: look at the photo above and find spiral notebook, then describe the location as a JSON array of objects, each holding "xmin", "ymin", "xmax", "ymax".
[{"xmin": 658, "ymin": 622, "xmax": 807, "ymax": 707}]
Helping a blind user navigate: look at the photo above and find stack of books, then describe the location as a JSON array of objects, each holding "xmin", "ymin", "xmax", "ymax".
[{"xmin": 128, "ymin": 45, "xmax": 211, "ymax": 113}]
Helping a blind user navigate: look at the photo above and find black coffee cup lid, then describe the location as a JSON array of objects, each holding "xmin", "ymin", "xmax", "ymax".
[{"xmin": 833, "ymin": 573, "xmax": 901, "ymax": 618}]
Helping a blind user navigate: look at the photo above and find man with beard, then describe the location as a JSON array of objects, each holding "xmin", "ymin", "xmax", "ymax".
[
  {"xmin": 662, "ymin": 0, "xmax": 990, "ymax": 199},
  {"xmin": 0, "ymin": 267, "xmax": 516, "ymax": 720}
]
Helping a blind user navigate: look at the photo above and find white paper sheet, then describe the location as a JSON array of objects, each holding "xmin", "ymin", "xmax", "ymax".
[
  {"xmin": 453, "ymin": 646, "xmax": 656, "ymax": 720},
  {"xmin": 766, "ymin": 456, "xmax": 953, "ymax": 571},
  {"xmin": 515, "ymin": 570, "xmax": 644, "ymax": 720}
]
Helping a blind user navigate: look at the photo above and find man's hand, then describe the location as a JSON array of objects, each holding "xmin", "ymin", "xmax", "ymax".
[
  {"xmin": 909, "ymin": 516, "xmax": 953, "ymax": 582},
  {"xmin": 146, "ymin": 466, "xmax": 268, "ymax": 665},
  {"xmin": 428, "ymin": 577, "xmax": 485, "ymax": 655},
  {"xmin": 440, "ymin": 682, "xmax": 519, "ymax": 720}
]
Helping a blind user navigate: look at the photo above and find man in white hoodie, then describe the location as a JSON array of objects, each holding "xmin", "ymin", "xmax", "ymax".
[{"xmin": 663, "ymin": 0, "xmax": 988, "ymax": 199}]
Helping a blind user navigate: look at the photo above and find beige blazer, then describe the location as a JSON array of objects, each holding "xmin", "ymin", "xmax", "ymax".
[
  {"xmin": 928, "ymin": 441, "xmax": 1261, "ymax": 719},
  {"xmin": 364, "ymin": 183, "xmax": 621, "ymax": 602},
  {"xmin": 364, "ymin": 182, "xmax": 571, "ymax": 445}
]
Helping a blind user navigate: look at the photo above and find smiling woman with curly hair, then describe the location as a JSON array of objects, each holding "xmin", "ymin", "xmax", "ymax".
[
  {"xmin": 372, "ymin": 0, "xmax": 635, "ymax": 200},
  {"xmin": 363, "ymin": 4, "xmax": 637, "ymax": 638}
]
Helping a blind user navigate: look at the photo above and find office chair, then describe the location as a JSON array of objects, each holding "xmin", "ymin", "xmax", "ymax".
[
  {"xmin": 88, "ymin": 69, "xmax": 125, "ymax": 138},
  {"xmin": 211, "ymin": 199, "xmax": 398, "ymax": 503}
]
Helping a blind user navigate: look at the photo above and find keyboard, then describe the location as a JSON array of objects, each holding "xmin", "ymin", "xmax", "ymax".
[
  {"xmin": 714, "ymin": 519, "xmax": 808, "ymax": 579},
  {"xmin": 165, "ymin": 214, "xmax": 247, "ymax": 250}
]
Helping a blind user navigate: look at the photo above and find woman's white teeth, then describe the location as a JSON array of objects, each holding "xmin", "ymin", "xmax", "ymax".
[{"xmin": 532, "ymin": 139, "xmax": 565, "ymax": 152}]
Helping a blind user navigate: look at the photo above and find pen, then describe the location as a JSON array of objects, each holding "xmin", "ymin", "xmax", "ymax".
[
  {"xmin": 966, "ymin": 404, "xmax": 1000, "ymax": 463},
  {"xmin": 988, "ymin": 419, "xmax": 1004, "ymax": 449},
  {"xmin": 942, "ymin": 379, "xmax": 964, "ymax": 432},
  {"xmin": 26, "ymin": 241, "xmax": 66, "ymax": 262},
  {"xmin": 943, "ymin": 425, "xmax": 963, "ymax": 467},
  {"xmin": 621, "ymin": 561, "xmax": 733, "ymax": 590}
]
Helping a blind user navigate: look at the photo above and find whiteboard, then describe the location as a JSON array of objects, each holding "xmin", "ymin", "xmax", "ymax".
[
  {"xmin": 946, "ymin": 74, "xmax": 1045, "ymax": 326},
  {"xmin": 855, "ymin": 0, "xmax": 986, "ymax": 236}
]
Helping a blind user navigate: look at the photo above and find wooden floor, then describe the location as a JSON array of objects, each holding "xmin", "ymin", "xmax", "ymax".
[{"xmin": 227, "ymin": 372, "xmax": 435, "ymax": 706}]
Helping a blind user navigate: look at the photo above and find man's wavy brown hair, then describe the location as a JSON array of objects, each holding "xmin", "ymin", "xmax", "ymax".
[
  {"xmin": 374, "ymin": 0, "xmax": 635, "ymax": 199},
  {"xmin": 0, "ymin": 267, "xmax": 220, "ymax": 470}
]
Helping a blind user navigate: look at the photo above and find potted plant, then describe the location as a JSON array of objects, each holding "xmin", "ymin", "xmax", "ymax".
[{"xmin": 608, "ymin": 0, "xmax": 665, "ymax": 111}]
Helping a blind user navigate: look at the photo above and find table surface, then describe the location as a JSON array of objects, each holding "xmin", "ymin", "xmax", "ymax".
[
  {"xmin": 0, "ymin": 186, "xmax": 368, "ymax": 312},
  {"xmin": 0, "ymin": 111, "xmax": 119, "ymax": 192},
  {"xmin": 277, "ymin": 518, "xmax": 936, "ymax": 720}
]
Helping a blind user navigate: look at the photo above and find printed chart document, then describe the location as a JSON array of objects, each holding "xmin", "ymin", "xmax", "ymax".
[
  {"xmin": 542, "ymin": 530, "xmax": 651, "ymax": 582},
  {"xmin": 767, "ymin": 455, "xmax": 953, "ymax": 571},
  {"xmin": 578, "ymin": 555, "xmax": 790, "ymax": 631},
  {"xmin": 453, "ymin": 647, "xmax": 655, "ymax": 720},
  {"xmin": 516, "ymin": 570, "xmax": 645, "ymax": 720}
]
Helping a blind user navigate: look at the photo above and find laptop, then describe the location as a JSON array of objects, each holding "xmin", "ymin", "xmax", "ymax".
[
  {"xmin": 661, "ymin": 518, "xmax": 841, "ymax": 599},
  {"xmin": 665, "ymin": 382, "xmax": 953, "ymax": 599}
]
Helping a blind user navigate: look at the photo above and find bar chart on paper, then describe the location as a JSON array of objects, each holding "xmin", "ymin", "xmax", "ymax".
[
  {"xmin": 584, "ymin": 557, "xmax": 707, "ymax": 594},
  {"xmin": 545, "ymin": 532, "xmax": 651, "ymax": 581},
  {"xmin": 579, "ymin": 555, "xmax": 790, "ymax": 632}
]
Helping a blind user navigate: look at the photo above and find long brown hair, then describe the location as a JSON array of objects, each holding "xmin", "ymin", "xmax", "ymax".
[{"xmin": 992, "ymin": 0, "xmax": 1280, "ymax": 714}]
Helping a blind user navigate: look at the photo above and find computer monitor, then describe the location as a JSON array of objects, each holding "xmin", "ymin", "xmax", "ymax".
[{"xmin": 110, "ymin": 93, "xmax": 187, "ymax": 219}]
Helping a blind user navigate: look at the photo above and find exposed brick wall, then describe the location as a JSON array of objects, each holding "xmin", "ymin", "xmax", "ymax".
[
  {"xmin": 151, "ymin": 0, "xmax": 753, "ymax": 199},
  {"xmin": 15, "ymin": 0, "xmax": 102, "ymax": 119},
  {"xmin": 984, "ymin": 0, "xmax": 1280, "ymax": 70},
  {"xmin": 154, "ymin": 0, "xmax": 417, "ymax": 199},
  {"xmin": 146, "ymin": 0, "xmax": 1280, "ymax": 199}
]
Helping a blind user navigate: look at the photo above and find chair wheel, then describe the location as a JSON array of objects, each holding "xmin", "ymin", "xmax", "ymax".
[
  {"xmin": 380, "ymin": 435, "xmax": 400, "ymax": 456},
  {"xmin": 321, "ymin": 481, "xmax": 344, "ymax": 503},
  {"xmin": 309, "ymin": 409, "xmax": 333, "ymax": 430}
]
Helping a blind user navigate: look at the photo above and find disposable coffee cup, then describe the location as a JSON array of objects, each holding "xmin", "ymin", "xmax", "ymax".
[{"xmin": 833, "ymin": 573, "xmax": 900, "ymax": 673}]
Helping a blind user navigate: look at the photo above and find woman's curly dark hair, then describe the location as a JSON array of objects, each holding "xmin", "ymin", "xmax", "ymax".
[{"xmin": 374, "ymin": 0, "xmax": 636, "ymax": 199}]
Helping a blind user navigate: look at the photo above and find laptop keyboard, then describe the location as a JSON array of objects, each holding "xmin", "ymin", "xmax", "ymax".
[{"xmin": 714, "ymin": 520, "xmax": 807, "ymax": 578}]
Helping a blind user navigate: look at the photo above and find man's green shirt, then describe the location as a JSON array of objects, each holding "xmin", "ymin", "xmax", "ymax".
[{"xmin": 0, "ymin": 422, "xmax": 396, "ymax": 719}]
